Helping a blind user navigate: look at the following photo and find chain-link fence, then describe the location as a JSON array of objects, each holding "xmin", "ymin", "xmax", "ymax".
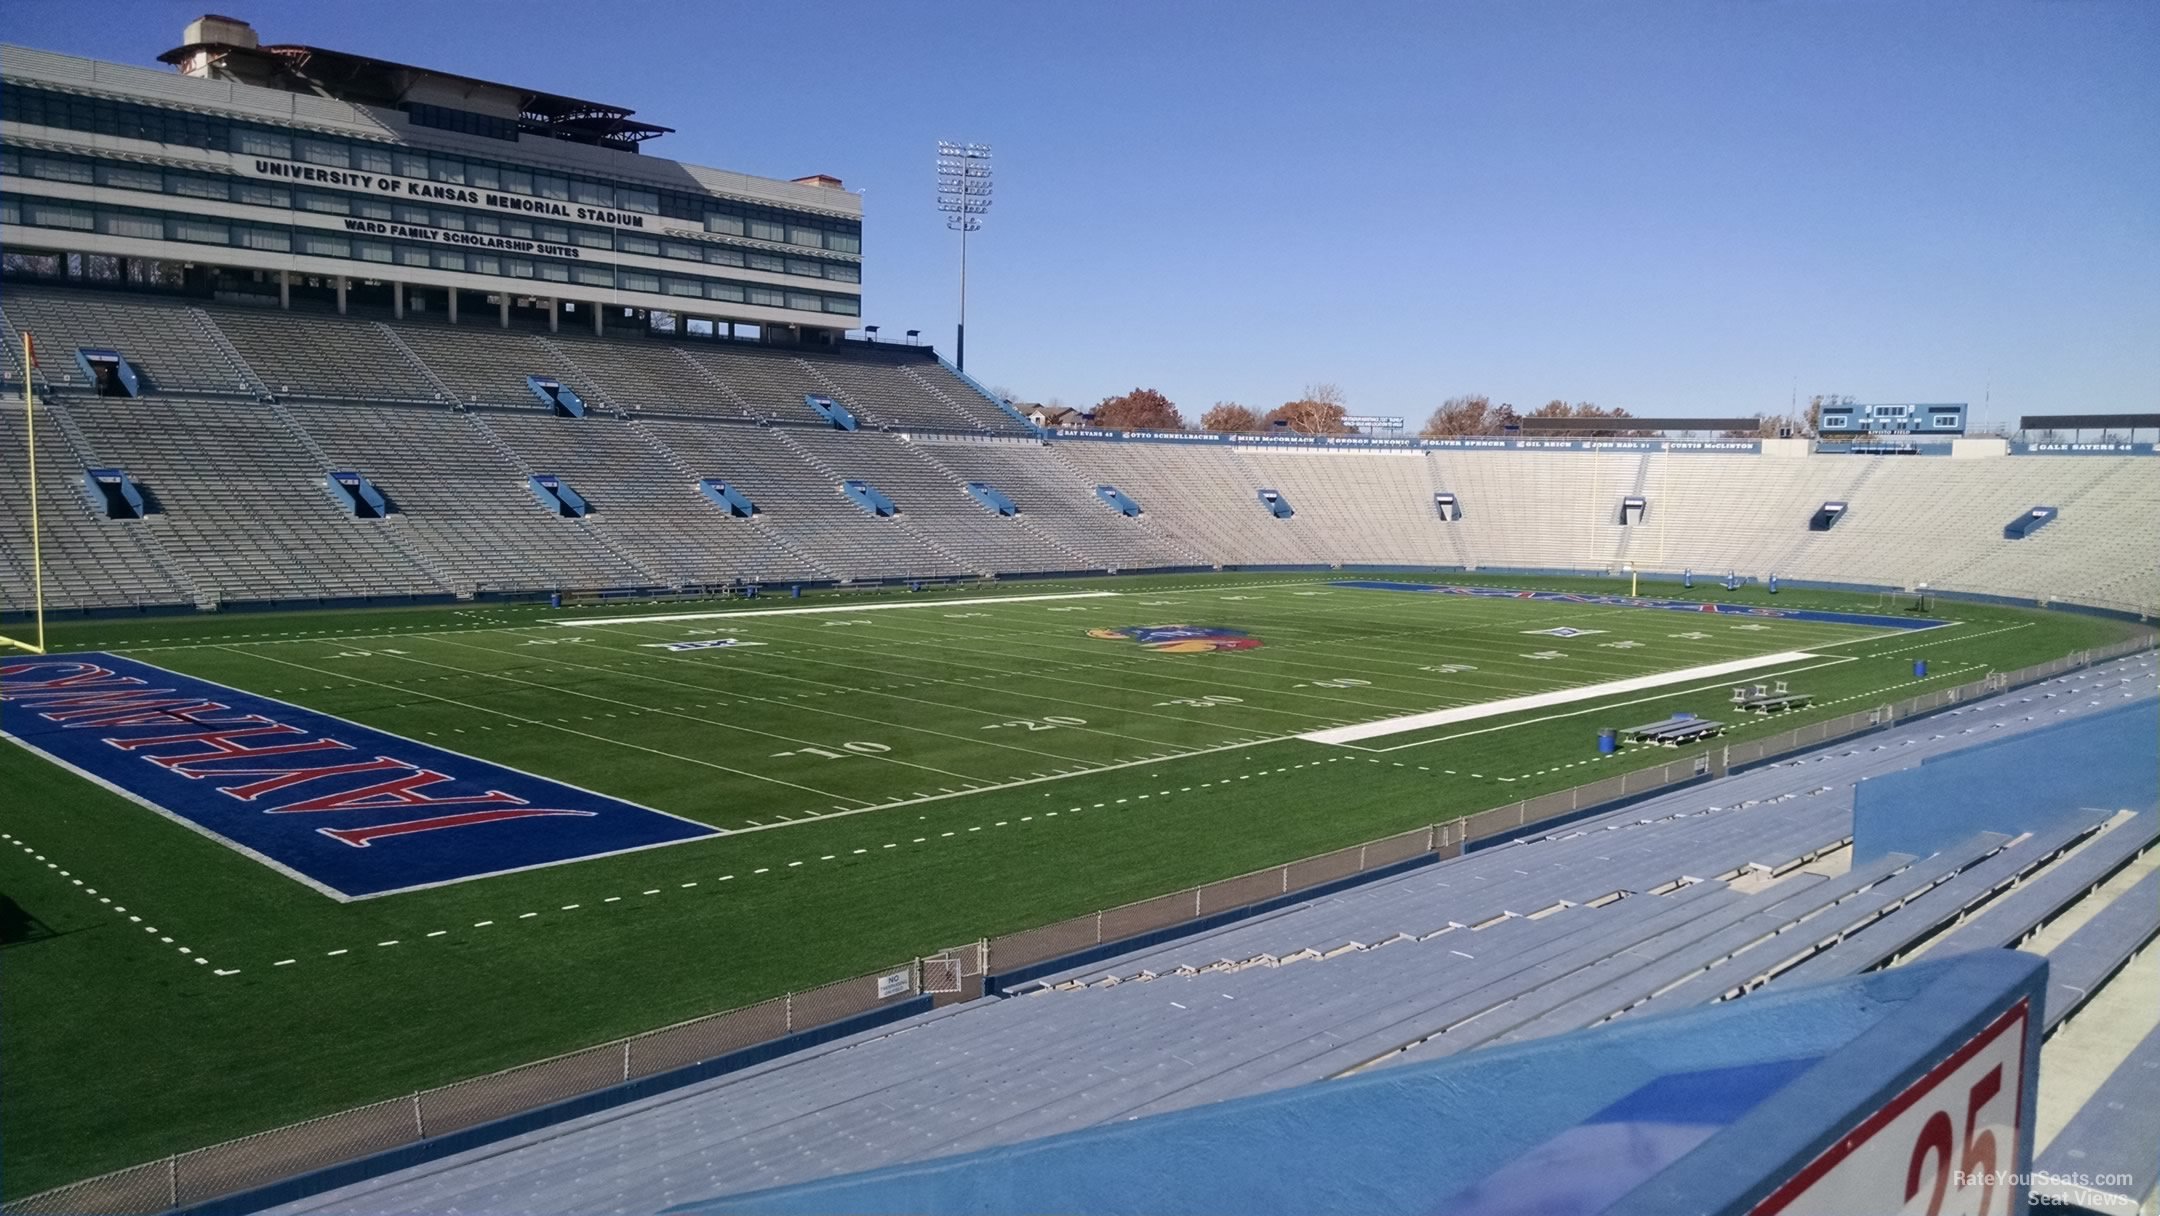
[{"xmin": 15, "ymin": 634, "xmax": 2151, "ymax": 1216}]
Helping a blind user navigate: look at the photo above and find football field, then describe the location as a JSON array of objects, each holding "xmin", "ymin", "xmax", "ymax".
[{"xmin": 0, "ymin": 571, "xmax": 2135, "ymax": 1196}]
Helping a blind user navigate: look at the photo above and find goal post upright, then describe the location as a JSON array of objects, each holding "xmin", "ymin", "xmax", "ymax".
[{"xmin": 1, "ymin": 332, "xmax": 46, "ymax": 657}]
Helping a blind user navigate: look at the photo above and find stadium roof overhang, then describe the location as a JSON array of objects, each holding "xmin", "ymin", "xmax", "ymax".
[{"xmin": 156, "ymin": 40, "xmax": 672, "ymax": 151}]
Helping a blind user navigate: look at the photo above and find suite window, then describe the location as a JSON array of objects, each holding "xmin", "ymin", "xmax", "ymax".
[
  {"xmin": 572, "ymin": 179, "xmax": 611, "ymax": 206},
  {"xmin": 504, "ymin": 258, "xmax": 535, "ymax": 278},
  {"xmin": 786, "ymin": 257, "xmax": 822, "ymax": 278},
  {"xmin": 470, "ymin": 214, "xmax": 502, "ymax": 235},
  {"xmin": 620, "ymin": 272, "xmax": 659, "ymax": 293},
  {"xmin": 787, "ymin": 291, "xmax": 820, "ymax": 311},
  {"xmin": 356, "ymin": 147, "xmax": 395, "ymax": 174},
  {"xmin": 169, "ymin": 217, "xmax": 230, "ymax": 245},
  {"xmin": 573, "ymin": 266, "xmax": 613, "ymax": 287},
  {"xmin": 704, "ymin": 246, "xmax": 744, "ymax": 267},
  {"xmin": 26, "ymin": 200, "xmax": 92, "ymax": 230},
  {"xmin": 298, "ymin": 192, "xmax": 350, "ymax": 215},
  {"xmin": 233, "ymin": 129, "xmax": 291, "ymax": 158},
  {"xmin": 665, "ymin": 277, "xmax": 701, "ymax": 297},
  {"xmin": 28, "ymin": 156, "xmax": 93, "ymax": 184},
  {"xmin": 431, "ymin": 210, "xmax": 467, "ymax": 231},
  {"xmin": 468, "ymin": 162, "xmax": 501, "ymax": 190},
  {"xmin": 536, "ymin": 174, "xmax": 570, "ymax": 202},
  {"xmin": 823, "ymin": 296, "xmax": 860, "ymax": 316},
  {"xmin": 355, "ymin": 240, "xmax": 393, "ymax": 263},
  {"xmin": 826, "ymin": 231, "xmax": 861, "ymax": 254},
  {"xmin": 748, "ymin": 219, "xmax": 785, "ymax": 243},
  {"xmin": 430, "ymin": 156, "xmax": 465, "ymax": 185},
  {"xmin": 168, "ymin": 174, "xmax": 229, "ymax": 201},
  {"xmin": 620, "ymin": 188, "xmax": 658, "ymax": 213},
  {"xmin": 97, "ymin": 211, "xmax": 165, "ymax": 240},
  {"xmin": 664, "ymin": 241, "xmax": 703, "ymax": 261},
  {"xmin": 298, "ymin": 139, "xmax": 349, "ymax": 168},
  {"xmin": 96, "ymin": 163, "xmax": 163, "ymax": 192},
  {"xmin": 299, "ymin": 232, "xmax": 349, "ymax": 257},
  {"xmin": 619, "ymin": 235, "xmax": 659, "ymax": 257},
  {"xmin": 747, "ymin": 286, "xmax": 785, "ymax": 307},
  {"xmin": 536, "ymin": 224, "xmax": 569, "ymax": 243},
  {"xmin": 571, "ymin": 229, "xmax": 612, "ymax": 250},
  {"xmin": 705, "ymin": 281, "xmax": 744, "ymax": 302},
  {"xmin": 705, "ymin": 213, "xmax": 745, "ymax": 237},
  {"xmin": 539, "ymin": 262, "xmax": 570, "ymax": 283},
  {"xmin": 500, "ymin": 167, "xmax": 533, "ymax": 195},
  {"xmin": 747, "ymin": 252, "xmax": 785, "ymax": 273},
  {"xmin": 396, "ymin": 152, "xmax": 429, "ymax": 178},
  {"xmin": 396, "ymin": 245, "xmax": 429, "ymax": 267},
  {"xmin": 469, "ymin": 255, "xmax": 499, "ymax": 275},
  {"xmin": 824, "ymin": 262, "xmax": 860, "ymax": 283},
  {"xmin": 235, "ymin": 182, "xmax": 292, "ymax": 208},
  {"xmin": 787, "ymin": 225, "xmax": 822, "ymax": 248},
  {"xmin": 238, "ymin": 226, "xmax": 291, "ymax": 252},
  {"xmin": 432, "ymin": 250, "xmax": 465, "ymax": 271},
  {"xmin": 353, "ymin": 197, "xmax": 392, "ymax": 221},
  {"xmin": 396, "ymin": 205, "xmax": 430, "ymax": 224}
]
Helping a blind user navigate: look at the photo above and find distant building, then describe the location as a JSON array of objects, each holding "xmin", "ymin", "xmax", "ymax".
[{"xmin": 1026, "ymin": 404, "xmax": 1090, "ymax": 430}]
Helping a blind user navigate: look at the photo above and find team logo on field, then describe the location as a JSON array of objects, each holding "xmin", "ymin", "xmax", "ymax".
[
  {"xmin": 1087, "ymin": 625, "xmax": 1262, "ymax": 654},
  {"xmin": 1523, "ymin": 627, "xmax": 1606, "ymax": 638},
  {"xmin": 640, "ymin": 638, "xmax": 765, "ymax": 652}
]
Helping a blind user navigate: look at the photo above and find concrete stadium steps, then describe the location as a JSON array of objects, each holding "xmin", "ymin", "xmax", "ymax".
[
  {"xmin": 390, "ymin": 323, "xmax": 606, "ymax": 411},
  {"xmin": 1921, "ymin": 810, "xmax": 2159, "ymax": 957},
  {"xmin": 2035, "ymin": 1021, "xmax": 2160, "ymax": 1212},
  {"xmin": 205, "ymin": 307, "xmax": 444, "ymax": 403},
  {"xmin": 780, "ymin": 429, "xmax": 1079, "ymax": 574},
  {"xmin": 908, "ymin": 438, "xmax": 1190, "ymax": 570},
  {"xmin": 280, "ymin": 402, "xmax": 646, "ymax": 593},
  {"xmin": 0, "ymin": 287, "xmax": 261, "ymax": 397},
  {"xmin": 478, "ymin": 411, "xmax": 820, "ymax": 587},
  {"xmin": 2039, "ymin": 867, "xmax": 2159, "ymax": 1034},
  {"xmin": 1235, "ymin": 447, "xmax": 1459, "ymax": 569},
  {"xmin": 59, "ymin": 397, "xmax": 447, "ymax": 603},
  {"xmin": 636, "ymin": 419, "xmax": 970, "ymax": 581},
  {"xmin": 0, "ymin": 400, "xmax": 191, "ymax": 612},
  {"xmin": 1050, "ymin": 442, "xmax": 1331, "ymax": 566},
  {"xmin": 1434, "ymin": 449, "xmax": 1641, "ymax": 571},
  {"xmin": 793, "ymin": 352, "xmax": 991, "ymax": 434}
]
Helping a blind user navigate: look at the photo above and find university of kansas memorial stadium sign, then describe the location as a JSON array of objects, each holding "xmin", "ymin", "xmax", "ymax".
[{"xmin": 240, "ymin": 157, "xmax": 655, "ymax": 231}]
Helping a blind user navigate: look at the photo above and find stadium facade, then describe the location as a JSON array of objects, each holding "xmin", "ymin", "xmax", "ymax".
[{"xmin": 0, "ymin": 15, "xmax": 863, "ymax": 340}]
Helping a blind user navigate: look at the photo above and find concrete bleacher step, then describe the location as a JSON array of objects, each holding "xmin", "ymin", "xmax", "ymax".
[
  {"xmin": 2034, "ymin": 1021, "xmax": 2160, "ymax": 1213},
  {"xmin": 2042, "ymin": 867, "xmax": 2160, "ymax": 1034},
  {"xmin": 1926, "ymin": 810, "xmax": 2159, "ymax": 958}
]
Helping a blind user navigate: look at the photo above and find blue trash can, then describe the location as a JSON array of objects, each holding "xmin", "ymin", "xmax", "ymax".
[
  {"xmin": 1597, "ymin": 728, "xmax": 1618, "ymax": 755},
  {"xmin": 549, "ymin": 591, "xmax": 560, "ymax": 609},
  {"xmin": 1913, "ymin": 659, "xmax": 1928, "ymax": 678}
]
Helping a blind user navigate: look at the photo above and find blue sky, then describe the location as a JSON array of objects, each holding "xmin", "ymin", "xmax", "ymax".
[{"xmin": 7, "ymin": 1, "xmax": 2155, "ymax": 428}]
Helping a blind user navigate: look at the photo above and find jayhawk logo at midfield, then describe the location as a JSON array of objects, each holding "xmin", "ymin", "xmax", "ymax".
[{"xmin": 1087, "ymin": 625, "xmax": 1261, "ymax": 654}]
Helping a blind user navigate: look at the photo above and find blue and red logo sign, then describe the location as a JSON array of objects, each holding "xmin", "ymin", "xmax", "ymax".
[
  {"xmin": 1087, "ymin": 625, "xmax": 1261, "ymax": 654},
  {"xmin": 0, "ymin": 653, "xmax": 718, "ymax": 899}
]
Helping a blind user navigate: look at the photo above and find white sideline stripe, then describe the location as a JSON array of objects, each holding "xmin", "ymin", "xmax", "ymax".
[
  {"xmin": 1298, "ymin": 652, "xmax": 1822, "ymax": 745},
  {"xmin": 553, "ymin": 591, "xmax": 1121, "ymax": 627}
]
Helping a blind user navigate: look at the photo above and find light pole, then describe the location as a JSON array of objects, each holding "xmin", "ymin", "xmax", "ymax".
[{"xmin": 935, "ymin": 141, "xmax": 992, "ymax": 371}]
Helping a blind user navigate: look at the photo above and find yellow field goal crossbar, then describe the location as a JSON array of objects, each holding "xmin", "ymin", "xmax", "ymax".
[{"xmin": 2, "ymin": 332, "xmax": 47, "ymax": 656}]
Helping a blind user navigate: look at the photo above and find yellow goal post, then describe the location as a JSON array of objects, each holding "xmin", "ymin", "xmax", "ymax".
[{"xmin": 1, "ymin": 332, "xmax": 46, "ymax": 656}]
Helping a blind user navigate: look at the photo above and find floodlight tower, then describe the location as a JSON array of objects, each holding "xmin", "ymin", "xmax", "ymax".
[{"xmin": 935, "ymin": 141, "xmax": 992, "ymax": 371}]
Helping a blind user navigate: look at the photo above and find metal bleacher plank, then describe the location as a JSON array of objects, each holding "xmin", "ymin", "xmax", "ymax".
[
  {"xmin": 2034, "ymin": 1020, "xmax": 2160, "ymax": 1211},
  {"xmin": 1930, "ymin": 811, "xmax": 2160, "ymax": 957},
  {"xmin": 2042, "ymin": 868, "xmax": 2160, "ymax": 1033}
]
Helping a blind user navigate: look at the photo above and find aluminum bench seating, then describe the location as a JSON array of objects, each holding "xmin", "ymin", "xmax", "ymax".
[
  {"xmin": 2041, "ymin": 867, "xmax": 2160, "ymax": 1032},
  {"xmin": 1928, "ymin": 810, "xmax": 2160, "ymax": 957},
  {"xmin": 2033, "ymin": 1021, "xmax": 2160, "ymax": 1212}
]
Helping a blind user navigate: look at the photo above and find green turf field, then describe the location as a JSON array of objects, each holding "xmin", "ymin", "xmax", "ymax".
[{"xmin": 0, "ymin": 571, "xmax": 2138, "ymax": 1196}]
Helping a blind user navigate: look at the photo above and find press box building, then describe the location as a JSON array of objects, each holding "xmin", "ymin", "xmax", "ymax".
[{"xmin": 0, "ymin": 15, "xmax": 863, "ymax": 340}]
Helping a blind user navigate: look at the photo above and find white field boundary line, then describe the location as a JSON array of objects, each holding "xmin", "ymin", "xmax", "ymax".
[
  {"xmin": 1299, "ymin": 651, "xmax": 1823, "ymax": 746},
  {"xmin": 554, "ymin": 590, "xmax": 1121, "ymax": 627}
]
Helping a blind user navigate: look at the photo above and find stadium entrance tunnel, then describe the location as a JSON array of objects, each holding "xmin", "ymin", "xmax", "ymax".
[
  {"xmin": 528, "ymin": 474, "xmax": 591, "ymax": 518},
  {"xmin": 1257, "ymin": 488, "xmax": 1294, "ymax": 519},
  {"xmin": 1095, "ymin": 484, "xmax": 1142, "ymax": 517},
  {"xmin": 676, "ymin": 950, "xmax": 2047, "ymax": 1216},
  {"xmin": 841, "ymin": 479, "xmax": 899, "ymax": 517},
  {"xmin": 1433, "ymin": 491, "xmax": 1461, "ymax": 521},
  {"xmin": 74, "ymin": 347, "xmax": 142, "ymax": 397},
  {"xmin": 806, "ymin": 393, "xmax": 858, "ymax": 431},
  {"xmin": 526, "ymin": 375, "xmax": 587, "ymax": 417},
  {"xmin": 1808, "ymin": 501, "xmax": 1847, "ymax": 531},
  {"xmin": 964, "ymin": 482, "xmax": 1019, "ymax": 517},
  {"xmin": 1618, "ymin": 494, "xmax": 1647, "ymax": 525},
  {"xmin": 325, "ymin": 471, "xmax": 393, "ymax": 518},
  {"xmin": 2004, "ymin": 505, "xmax": 2058, "ymax": 539},
  {"xmin": 82, "ymin": 467, "xmax": 149, "ymax": 519},
  {"xmin": 698, "ymin": 478, "xmax": 759, "ymax": 517}
]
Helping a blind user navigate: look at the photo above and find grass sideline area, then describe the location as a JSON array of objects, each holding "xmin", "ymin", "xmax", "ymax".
[{"xmin": 0, "ymin": 570, "xmax": 2137, "ymax": 1197}]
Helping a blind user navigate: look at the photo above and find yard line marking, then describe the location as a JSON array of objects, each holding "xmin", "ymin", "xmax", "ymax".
[
  {"xmin": 555, "ymin": 590, "xmax": 1122, "ymax": 626},
  {"xmin": 1301, "ymin": 651, "xmax": 1822, "ymax": 745}
]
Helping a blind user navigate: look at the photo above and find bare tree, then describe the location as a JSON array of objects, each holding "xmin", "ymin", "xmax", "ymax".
[{"xmin": 1420, "ymin": 394, "xmax": 1495, "ymax": 437}]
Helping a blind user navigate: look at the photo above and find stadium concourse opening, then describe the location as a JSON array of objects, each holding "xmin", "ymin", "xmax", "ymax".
[{"xmin": 0, "ymin": 11, "xmax": 2156, "ymax": 1216}]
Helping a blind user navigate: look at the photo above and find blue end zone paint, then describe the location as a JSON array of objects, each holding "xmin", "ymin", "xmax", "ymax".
[
  {"xmin": 1331, "ymin": 579, "xmax": 1949, "ymax": 631},
  {"xmin": 1853, "ymin": 698, "xmax": 2160, "ymax": 865},
  {"xmin": 0, "ymin": 653, "xmax": 719, "ymax": 900}
]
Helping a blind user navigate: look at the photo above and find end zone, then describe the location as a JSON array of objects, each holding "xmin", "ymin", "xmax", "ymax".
[{"xmin": 0, "ymin": 653, "xmax": 720, "ymax": 900}]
